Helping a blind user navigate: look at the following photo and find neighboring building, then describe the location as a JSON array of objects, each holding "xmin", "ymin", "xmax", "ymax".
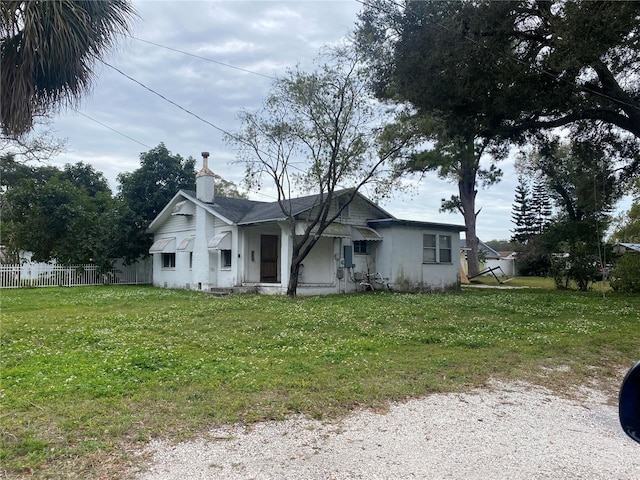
[
  {"xmin": 459, "ymin": 239, "xmax": 518, "ymax": 277},
  {"xmin": 494, "ymin": 251, "xmax": 518, "ymax": 277},
  {"xmin": 613, "ymin": 242, "xmax": 640, "ymax": 254},
  {"xmin": 146, "ymin": 154, "xmax": 466, "ymax": 295}
]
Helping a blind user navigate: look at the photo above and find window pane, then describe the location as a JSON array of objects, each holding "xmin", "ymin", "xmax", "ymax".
[
  {"xmin": 423, "ymin": 249, "xmax": 436, "ymax": 263},
  {"xmin": 423, "ymin": 234, "xmax": 436, "ymax": 262},
  {"xmin": 439, "ymin": 235, "xmax": 451, "ymax": 249},
  {"xmin": 222, "ymin": 250, "xmax": 232, "ymax": 268},
  {"xmin": 439, "ymin": 235, "xmax": 452, "ymax": 263},
  {"xmin": 162, "ymin": 253, "xmax": 175, "ymax": 268},
  {"xmin": 354, "ymin": 241, "xmax": 367, "ymax": 255},
  {"xmin": 423, "ymin": 234, "xmax": 436, "ymax": 248}
]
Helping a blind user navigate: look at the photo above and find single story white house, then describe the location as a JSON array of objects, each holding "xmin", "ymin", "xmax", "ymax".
[{"xmin": 147, "ymin": 156, "xmax": 465, "ymax": 295}]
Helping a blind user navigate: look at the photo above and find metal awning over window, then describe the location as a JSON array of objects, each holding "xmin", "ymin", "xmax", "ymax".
[
  {"xmin": 177, "ymin": 237, "xmax": 195, "ymax": 252},
  {"xmin": 149, "ymin": 237, "xmax": 176, "ymax": 253},
  {"xmin": 352, "ymin": 226, "xmax": 382, "ymax": 241},
  {"xmin": 295, "ymin": 222, "xmax": 351, "ymax": 238},
  {"xmin": 208, "ymin": 231, "xmax": 232, "ymax": 250}
]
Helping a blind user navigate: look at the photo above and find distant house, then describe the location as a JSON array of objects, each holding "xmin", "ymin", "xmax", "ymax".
[
  {"xmin": 459, "ymin": 239, "xmax": 518, "ymax": 277},
  {"xmin": 146, "ymin": 155, "xmax": 466, "ymax": 295},
  {"xmin": 613, "ymin": 242, "xmax": 640, "ymax": 254}
]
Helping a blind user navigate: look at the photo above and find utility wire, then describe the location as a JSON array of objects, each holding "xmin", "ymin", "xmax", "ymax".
[
  {"xmin": 70, "ymin": 108, "xmax": 153, "ymax": 149},
  {"xmin": 73, "ymin": 32, "xmax": 277, "ymax": 149},
  {"xmin": 127, "ymin": 35, "xmax": 275, "ymax": 80},
  {"xmin": 102, "ymin": 61, "xmax": 312, "ymax": 177},
  {"xmin": 103, "ymin": 61, "xmax": 235, "ymax": 138}
]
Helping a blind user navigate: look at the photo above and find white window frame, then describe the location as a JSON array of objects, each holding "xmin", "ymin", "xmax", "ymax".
[
  {"xmin": 353, "ymin": 240, "xmax": 368, "ymax": 255},
  {"xmin": 439, "ymin": 235, "xmax": 452, "ymax": 263},
  {"xmin": 161, "ymin": 252, "xmax": 176, "ymax": 269},
  {"xmin": 423, "ymin": 234, "xmax": 453, "ymax": 264},
  {"xmin": 221, "ymin": 249, "xmax": 232, "ymax": 269},
  {"xmin": 423, "ymin": 234, "xmax": 437, "ymax": 263}
]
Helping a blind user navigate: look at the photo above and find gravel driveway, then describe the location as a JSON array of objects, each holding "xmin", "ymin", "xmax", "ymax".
[{"xmin": 134, "ymin": 381, "xmax": 640, "ymax": 479}]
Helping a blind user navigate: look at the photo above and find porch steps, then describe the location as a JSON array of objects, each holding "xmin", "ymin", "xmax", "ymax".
[
  {"xmin": 204, "ymin": 288, "xmax": 233, "ymax": 297},
  {"xmin": 203, "ymin": 286, "xmax": 259, "ymax": 297}
]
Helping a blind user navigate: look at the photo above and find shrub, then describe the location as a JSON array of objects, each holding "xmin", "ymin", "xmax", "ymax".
[{"xmin": 609, "ymin": 254, "xmax": 640, "ymax": 293}]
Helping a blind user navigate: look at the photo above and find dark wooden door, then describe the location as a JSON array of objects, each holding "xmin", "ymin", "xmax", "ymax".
[{"xmin": 260, "ymin": 235, "xmax": 278, "ymax": 282}]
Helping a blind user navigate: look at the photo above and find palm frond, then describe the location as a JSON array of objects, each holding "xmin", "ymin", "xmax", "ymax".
[{"xmin": 1, "ymin": 0, "xmax": 136, "ymax": 137}]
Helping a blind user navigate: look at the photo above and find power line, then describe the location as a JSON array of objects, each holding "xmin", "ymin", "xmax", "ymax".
[
  {"xmin": 127, "ymin": 35, "xmax": 275, "ymax": 80},
  {"xmin": 103, "ymin": 61, "xmax": 236, "ymax": 138},
  {"xmin": 70, "ymin": 108, "xmax": 153, "ymax": 149},
  {"xmin": 102, "ymin": 61, "xmax": 310, "ymax": 177},
  {"xmin": 74, "ymin": 34, "xmax": 276, "ymax": 150}
]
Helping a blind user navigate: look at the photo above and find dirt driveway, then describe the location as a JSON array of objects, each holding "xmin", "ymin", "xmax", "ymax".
[{"xmin": 132, "ymin": 380, "xmax": 640, "ymax": 479}]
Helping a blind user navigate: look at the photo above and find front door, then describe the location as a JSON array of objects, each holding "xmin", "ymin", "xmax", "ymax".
[{"xmin": 260, "ymin": 235, "xmax": 278, "ymax": 283}]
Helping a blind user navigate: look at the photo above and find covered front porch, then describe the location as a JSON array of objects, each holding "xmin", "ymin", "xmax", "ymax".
[{"xmin": 239, "ymin": 222, "xmax": 350, "ymax": 294}]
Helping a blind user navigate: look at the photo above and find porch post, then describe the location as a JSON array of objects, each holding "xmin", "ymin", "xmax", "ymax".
[{"xmin": 279, "ymin": 222, "xmax": 292, "ymax": 293}]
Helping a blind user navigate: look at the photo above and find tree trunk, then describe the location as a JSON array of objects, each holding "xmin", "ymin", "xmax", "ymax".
[
  {"xmin": 458, "ymin": 137, "xmax": 480, "ymax": 278},
  {"xmin": 463, "ymin": 205, "xmax": 480, "ymax": 278},
  {"xmin": 286, "ymin": 260, "xmax": 301, "ymax": 297}
]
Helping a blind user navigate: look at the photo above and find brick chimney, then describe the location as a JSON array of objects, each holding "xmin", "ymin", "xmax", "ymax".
[{"xmin": 196, "ymin": 151, "xmax": 215, "ymax": 203}]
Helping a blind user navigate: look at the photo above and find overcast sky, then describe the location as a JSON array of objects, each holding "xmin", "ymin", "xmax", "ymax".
[{"xmin": 35, "ymin": 0, "xmax": 626, "ymax": 241}]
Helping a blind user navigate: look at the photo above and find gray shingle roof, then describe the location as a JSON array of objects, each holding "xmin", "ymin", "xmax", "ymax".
[
  {"xmin": 369, "ymin": 218, "xmax": 466, "ymax": 232},
  {"xmin": 181, "ymin": 190, "xmax": 262, "ymax": 223},
  {"xmin": 181, "ymin": 189, "xmax": 353, "ymax": 225}
]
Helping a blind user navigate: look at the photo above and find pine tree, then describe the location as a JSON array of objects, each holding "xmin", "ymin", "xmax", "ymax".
[
  {"xmin": 510, "ymin": 177, "xmax": 534, "ymax": 243},
  {"xmin": 530, "ymin": 179, "xmax": 553, "ymax": 235}
]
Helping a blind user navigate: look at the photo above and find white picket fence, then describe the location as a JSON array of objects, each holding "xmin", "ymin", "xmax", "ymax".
[{"xmin": 0, "ymin": 262, "xmax": 152, "ymax": 289}]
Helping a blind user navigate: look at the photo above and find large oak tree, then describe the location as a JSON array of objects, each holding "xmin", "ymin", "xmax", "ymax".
[
  {"xmin": 356, "ymin": 0, "xmax": 640, "ymax": 276},
  {"xmin": 356, "ymin": 0, "xmax": 517, "ymax": 276}
]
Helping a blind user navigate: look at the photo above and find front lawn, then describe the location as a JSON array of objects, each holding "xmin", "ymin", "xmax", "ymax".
[{"xmin": 1, "ymin": 286, "xmax": 638, "ymax": 478}]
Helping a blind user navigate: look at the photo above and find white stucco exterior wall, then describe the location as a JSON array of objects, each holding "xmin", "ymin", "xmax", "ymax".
[
  {"xmin": 150, "ymin": 211, "xmax": 196, "ymax": 290},
  {"xmin": 374, "ymin": 225, "xmax": 461, "ymax": 291},
  {"xmin": 191, "ymin": 202, "xmax": 216, "ymax": 290}
]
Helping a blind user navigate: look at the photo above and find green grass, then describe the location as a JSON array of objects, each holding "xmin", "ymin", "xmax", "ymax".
[
  {"xmin": 469, "ymin": 274, "xmax": 556, "ymax": 288},
  {"xmin": 469, "ymin": 274, "xmax": 612, "ymax": 291},
  {"xmin": 1, "ymin": 285, "xmax": 639, "ymax": 478}
]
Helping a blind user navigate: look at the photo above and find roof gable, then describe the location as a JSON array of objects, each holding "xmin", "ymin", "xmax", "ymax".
[
  {"xmin": 238, "ymin": 189, "xmax": 392, "ymax": 225},
  {"xmin": 459, "ymin": 239, "xmax": 501, "ymax": 258},
  {"xmin": 147, "ymin": 191, "xmax": 193, "ymax": 233},
  {"xmin": 147, "ymin": 189, "xmax": 405, "ymax": 232},
  {"xmin": 342, "ymin": 193, "xmax": 394, "ymax": 222}
]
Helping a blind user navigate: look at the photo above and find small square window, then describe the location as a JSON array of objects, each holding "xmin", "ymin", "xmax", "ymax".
[
  {"xmin": 353, "ymin": 240, "xmax": 368, "ymax": 255},
  {"xmin": 221, "ymin": 250, "xmax": 232, "ymax": 268},
  {"xmin": 162, "ymin": 253, "xmax": 176, "ymax": 269}
]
